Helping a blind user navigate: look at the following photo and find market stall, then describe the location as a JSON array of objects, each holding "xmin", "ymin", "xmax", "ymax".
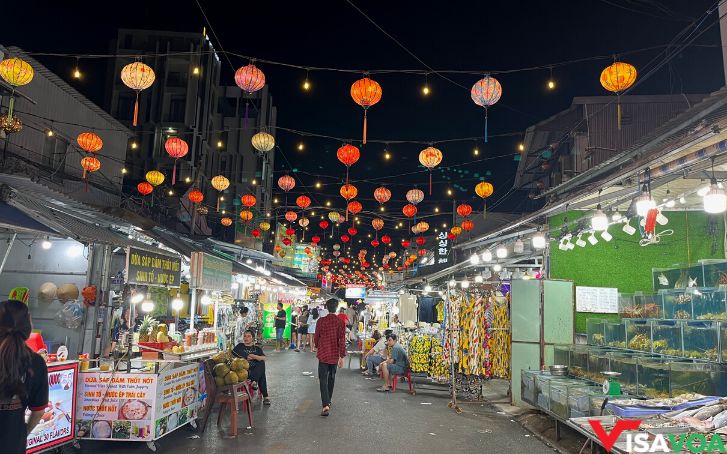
[{"xmin": 188, "ymin": 251, "xmax": 234, "ymax": 350}]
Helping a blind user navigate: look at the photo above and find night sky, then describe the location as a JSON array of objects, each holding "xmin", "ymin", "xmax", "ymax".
[{"xmin": 4, "ymin": 0, "xmax": 725, "ymax": 235}]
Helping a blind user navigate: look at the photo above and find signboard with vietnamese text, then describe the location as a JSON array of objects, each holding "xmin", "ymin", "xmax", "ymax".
[
  {"xmin": 27, "ymin": 362, "xmax": 79, "ymax": 453},
  {"xmin": 190, "ymin": 252, "xmax": 232, "ymax": 291},
  {"xmin": 155, "ymin": 363, "xmax": 198, "ymax": 419},
  {"xmin": 365, "ymin": 290, "xmax": 399, "ymax": 306},
  {"xmin": 126, "ymin": 247, "xmax": 181, "ymax": 286}
]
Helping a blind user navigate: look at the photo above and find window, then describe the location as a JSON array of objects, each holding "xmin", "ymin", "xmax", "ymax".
[{"xmin": 168, "ymin": 97, "xmax": 185, "ymax": 123}]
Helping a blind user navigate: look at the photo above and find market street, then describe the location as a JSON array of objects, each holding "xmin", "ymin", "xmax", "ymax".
[{"xmin": 75, "ymin": 349, "xmax": 555, "ymax": 454}]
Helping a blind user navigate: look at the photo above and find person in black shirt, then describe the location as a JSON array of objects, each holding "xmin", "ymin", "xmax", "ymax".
[
  {"xmin": 233, "ymin": 330, "xmax": 270, "ymax": 405},
  {"xmin": 0, "ymin": 300, "xmax": 49, "ymax": 454},
  {"xmin": 274, "ymin": 302, "xmax": 286, "ymax": 352}
]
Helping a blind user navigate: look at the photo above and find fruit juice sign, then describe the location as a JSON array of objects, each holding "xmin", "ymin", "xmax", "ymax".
[
  {"xmin": 590, "ymin": 420, "xmax": 727, "ymax": 453},
  {"xmin": 76, "ymin": 372, "xmax": 156, "ymax": 420},
  {"xmin": 156, "ymin": 364, "xmax": 198, "ymax": 418},
  {"xmin": 27, "ymin": 362, "xmax": 78, "ymax": 453}
]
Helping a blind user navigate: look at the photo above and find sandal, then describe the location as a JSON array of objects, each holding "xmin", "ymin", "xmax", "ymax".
[
  {"xmin": 263, "ymin": 398, "xmax": 271, "ymax": 406},
  {"xmin": 321, "ymin": 406, "xmax": 330, "ymax": 416}
]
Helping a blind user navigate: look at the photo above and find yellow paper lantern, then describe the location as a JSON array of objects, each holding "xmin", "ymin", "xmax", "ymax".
[
  {"xmin": 240, "ymin": 210, "xmax": 253, "ymax": 222},
  {"xmin": 210, "ymin": 175, "xmax": 230, "ymax": 192},
  {"xmin": 600, "ymin": 61, "xmax": 637, "ymax": 130},
  {"xmin": 0, "ymin": 57, "xmax": 34, "ymax": 118},
  {"xmin": 251, "ymin": 131, "xmax": 275, "ymax": 153},
  {"xmin": 120, "ymin": 61, "xmax": 156, "ymax": 127},
  {"xmin": 259, "ymin": 221, "xmax": 271, "ymax": 231},
  {"xmin": 145, "ymin": 170, "xmax": 165, "ymax": 187}
]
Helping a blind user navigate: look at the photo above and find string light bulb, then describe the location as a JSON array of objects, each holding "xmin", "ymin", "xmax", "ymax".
[
  {"xmin": 121, "ymin": 168, "xmax": 127, "ymax": 174},
  {"xmin": 547, "ymin": 66, "xmax": 555, "ymax": 90},
  {"xmin": 518, "ymin": 143, "xmax": 525, "ymax": 152},
  {"xmin": 315, "ymin": 182, "xmax": 321, "ymax": 189},
  {"xmin": 473, "ymin": 146, "xmax": 479, "ymax": 156},
  {"xmin": 297, "ymin": 142, "xmax": 304, "ymax": 151},
  {"xmin": 303, "ymin": 69, "xmax": 311, "ymax": 91},
  {"xmin": 193, "ymin": 66, "xmax": 200, "ymax": 76},
  {"xmin": 131, "ymin": 141, "xmax": 138, "ymax": 150},
  {"xmin": 72, "ymin": 58, "xmax": 81, "ymax": 80},
  {"xmin": 217, "ymin": 140, "xmax": 223, "ymax": 149},
  {"xmin": 422, "ymin": 73, "xmax": 431, "ymax": 96},
  {"xmin": 384, "ymin": 151, "xmax": 391, "ymax": 160},
  {"xmin": 47, "ymin": 129, "xmax": 54, "ymax": 137}
]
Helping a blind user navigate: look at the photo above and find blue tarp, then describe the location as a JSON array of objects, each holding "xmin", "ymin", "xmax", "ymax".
[
  {"xmin": 0, "ymin": 202, "xmax": 58, "ymax": 235},
  {"xmin": 605, "ymin": 396, "xmax": 721, "ymax": 417}
]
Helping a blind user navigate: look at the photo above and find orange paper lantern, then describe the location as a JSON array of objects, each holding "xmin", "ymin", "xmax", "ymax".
[
  {"xmin": 285, "ymin": 211, "xmax": 298, "ymax": 222},
  {"xmin": 77, "ymin": 133, "xmax": 103, "ymax": 153},
  {"xmin": 296, "ymin": 195, "xmax": 312, "ymax": 210},
  {"xmin": 340, "ymin": 183, "xmax": 358, "ymax": 201},
  {"xmin": 471, "ymin": 75, "xmax": 502, "ymax": 143},
  {"xmin": 80, "ymin": 156, "xmax": 100, "ymax": 181},
  {"xmin": 337, "ymin": 144, "xmax": 360, "ymax": 184},
  {"xmin": 188, "ymin": 189, "xmax": 204, "ymax": 203},
  {"xmin": 402, "ymin": 204, "xmax": 417, "ymax": 218},
  {"xmin": 137, "ymin": 182, "xmax": 153, "ymax": 196},
  {"xmin": 120, "ymin": 61, "xmax": 155, "ymax": 126},
  {"xmin": 221, "ymin": 217, "xmax": 233, "ymax": 226},
  {"xmin": 278, "ymin": 175, "xmax": 296, "ymax": 192},
  {"xmin": 419, "ymin": 146, "xmax": 443, "ymax": 194},
  {"xmin": 461, "ymin": 219, "xmax": 475, "ymax": 232},
  {"xmin": 475, "ymin": 181, "xmax": 494, "ymax": 199},
  {"xmin": 347, "ymin": 200, "xmax": 362, "ymax": 215},
  {"xmin": 371, "ymin": 218, "xmax": 384, "ymax": 231},
  {"xmin": 456, "ymin": 203, "xmax": 473, "ymax": 218},
  {"xmin": 240, "ymin": 210, "xmax": 254, "ymax": 222},
  {"xmin": 241, "ymin": 194, "xmax": 257, "ymax": 208},
  {"xmin": 350, "ymin": 77, "xmax": 382, "ymax": 144},
  {"xmin": 164, "ymin": 137, "xmax": 188, "ymax": 184},
  {"xmin": 234, "ymin": 64, "xmax": 266, "ymax": 93},
  {"xmin": 600, "ymin": 61, "xmax": 637, "ymax": 129},
  {"xmin": 373, "ymin": 186, "xmax": 391, "ymax": 206}
]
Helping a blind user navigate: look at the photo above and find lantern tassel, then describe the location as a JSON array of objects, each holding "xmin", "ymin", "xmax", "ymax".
[
  {"xmin": 172, "ymin": 160, "xmax": 177, "ymax": 185},
  {"xmin": 429, "ymin": 170, "xmax": 433, "ymax": 195},
  {"xmin": 133, "ymin": 92, "xmax": 140, "ymax": 127},
  {"xmin": 617, "ymin": 99, "xmax": 622, "ymax": 130},
  {"xmin": 7, "ymin": 94, "xmax": 15, "ymax": 118},
  {"xmin": 484, "ymin": 107, "xmax": 489, "ymax": 143},
  {"xmin": 244, "ymin": 101, "xmax": 250, "ymax": 131},
  {"xmin": 363, "ymin": 110, "xmax": 368, "ymax": 145},
  {"xmin": 216, "ymin": 195, "xmax": 220, "ymax": 212}
]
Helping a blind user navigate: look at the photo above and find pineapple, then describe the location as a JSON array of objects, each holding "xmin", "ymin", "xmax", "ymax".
[
  {"xmin": 149, "ymin": 320, "xmax": 160, "ymax": 343},
  {"xmin": 139, "ymin": 315, "xmax": 154, "ymax": 343}
]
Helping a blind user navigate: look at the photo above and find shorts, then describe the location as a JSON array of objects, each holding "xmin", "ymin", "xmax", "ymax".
[
  {"xmin": 298, "ymin": 326, "xmax": 308, "ymax": 335},
  {"xmin": 388, "ymin": 364, "xmax": 406, "ymax": 376},
  {"xmin": 275, "ymin": 327, "xmax": 284, "ymax": 342}
]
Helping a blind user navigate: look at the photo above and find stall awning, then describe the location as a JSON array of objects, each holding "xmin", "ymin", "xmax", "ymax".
[{"xmin": 0, "ymin": 202, "xmax": 58, "ymax": 235}]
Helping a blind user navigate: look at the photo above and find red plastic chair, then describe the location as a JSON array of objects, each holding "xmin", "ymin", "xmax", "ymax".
[
  {"xmin": 391, "ymin": 369, "xmax": 416, "ymax": 395},
  {"xmin": 216, "ymin": 382, "xmax": 253, "ymax": 437}
]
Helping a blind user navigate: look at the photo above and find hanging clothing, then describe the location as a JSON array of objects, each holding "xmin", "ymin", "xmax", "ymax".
[
  {"xmin": 417, "ymin": 296, "xmax": 436, "ymax": 323},
  {"xmin": 435, "ymin": 301, "xmax": 445, "ymax": 323}
]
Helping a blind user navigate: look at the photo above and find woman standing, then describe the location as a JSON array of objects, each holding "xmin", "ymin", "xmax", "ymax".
[
  {"xmin": 0, "ymin": 300, "xmax": 49, "ymax": 454},
  {"xmin": 308, "ymin": 308, "xmax": 319, "ymax": 352}
]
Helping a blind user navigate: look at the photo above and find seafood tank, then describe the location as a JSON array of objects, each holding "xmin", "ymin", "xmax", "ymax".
[
  {"xmin": 586, "ymin": 319, "xmax": 606, "ymax": 346},
  {"xmin": 669, "ymin": 361, "xmax": 727, "ymax": 397},
  {"xmin": 553, "ymin": 344, "xmax": 572, "ymax": 367},
  {"xmin": 567, "ymin": 386, "xmax": 607, "ymax": 418},
  {"xmin": 569, "ymin": 345, "xmax": 590, "ymax": 379},
  {"xmin": 692, "ymin": 288, "xmax": 726, "ymax": 321},
  {"xmin": 651, "ymin": 320, "xmax": 683, "ymax": 356},
  {"xmin": 605, "ymin": 320, "xmax": 627, "ymax": 349},
  {"xmin": 660, "ymin": 289, "xmax": 693, "ymax": 320},
  {"xmin": 535, "ymin": 374, "xmax": 571, "ymax": 411},
  {"xmin": 521, "ymin": 369, "xmax": 542, "ymax": 406},
  {"xmin": 586, "ymin": 347, "xmax": 613, "ymax": 384},
  {"xmin": 682, "ymin": 320, "xmax": 719, "ymax": 361},
  {"xmin": 636, "ymin": 356, "xmax": 672, "ymax": 398},
  {"xmin": 626, "ymin": 319, "xmax": 653, "ymax": 352},
  {"xmin": 720, "ymin": 323, "xmax": 727, "ymax": 363},
  {"xmin": 607, "ymin": 351, "xmax": 645, "ymax": 396},
  {"xmin": 550, "ymin": 380, "xmax": 592, "ymax": 418},
  {"xmin": 619, "ymin": 293, "xmax": 661, "ymax": 319},
  {"xmin": 700, "ymin": 259, "xmax": 727, "ymax": 289}
]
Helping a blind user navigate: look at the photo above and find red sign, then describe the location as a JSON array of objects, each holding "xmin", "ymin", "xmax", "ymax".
[
  {"xmin": 588, "ymin": 419, "xmax": 641, "ymax": 453},
  {"xmin": 27, "ymin": 362, "xmax": 79, "ymax": 453}
]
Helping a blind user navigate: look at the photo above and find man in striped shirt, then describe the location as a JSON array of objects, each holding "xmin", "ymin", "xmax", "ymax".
[{"xmin": 313, "ymin": 298, "xmax": 346, "ymax": 416}]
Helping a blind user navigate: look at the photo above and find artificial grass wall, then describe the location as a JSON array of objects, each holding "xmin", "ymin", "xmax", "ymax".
[{"xmin": 548, "ymin": 210, "xmax": 725, "ymax": 332}]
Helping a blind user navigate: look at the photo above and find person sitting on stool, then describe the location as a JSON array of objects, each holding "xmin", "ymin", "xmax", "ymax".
[
  {"xmin": 376, "ymin": 333, "xmax": 408, "ymax": 392},
  {"xmin": 233, "ymin": 329, "xmax": 271, "ymax": 405}
]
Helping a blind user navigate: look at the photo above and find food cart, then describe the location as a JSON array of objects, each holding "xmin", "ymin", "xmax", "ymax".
[
  {"xmin": 26, "ymin": 360, "xmax": 80, "ymax": 454},
  {"xmin": 75, "ymin": 360, "xmax": 200, "ymax": 452}
]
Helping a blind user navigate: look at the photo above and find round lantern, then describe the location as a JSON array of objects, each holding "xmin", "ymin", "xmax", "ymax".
[
  {"xmin": 296, "ymin": 195, "xmax": 312, "ymax": 210},
  {"xmin": 371, "ymin": 239, "xmax": 380, "ymax": 247},
  {"xmin": 328, "ymin": 212, "xmax": 341, "ymax": 224},
  {"xmin": 457, "ymin": 203, "xmax": 473, "ymax": 218},
  {"xmin": 145, "ymin": 170, "xmax": 165, "ymax": 187},
  {"xmin": 304, "ymin": 247, "xmax": 312, "ymax": 255},
  {"xmin": 241, "ymin": 194, "xmax": 257, "ymax": 208},
  {"xmin": 0, "ymin": 57, "xmax": 34, "ymax": 118},
  {"xmin": 419, "ymin": 147, "xmax": 443, "ymax": 194},
  {"xmin": 251, "ymin": 229, "xmax": 261, "ymax": 238},
  {"xmin": 350, "ymin": 77, "xmax": 382, "ymax": 144},
  {"xmin": 461, "ymin": 219, "xmax": 475, "ymax": 232},
  {"xmin": 475, "ymin": 181, "xmax": 494, "ymax": 217},
  {"xmin": 234, "ymin": 64, "xmax": 266, "ymax": 93},
  {"xmin": 188, "ymin": 189, "xmax": 204, "ymax": 203},
  {"xmin": 340, "ymin": 183, "xmax": 358, "ymax": 201},
  {"xmin": 341, "ymin": 235, "xmax": 350, "ymax": 243},
  {"xmin": 406, "ymin": 188, "xmax": 424, "ymax": 205},
  {"xmin": 278, "ymin": 175, "xmax": 296, "ymax": 192},
  {"xmin": 371, "ymin": 218, "xmax": 384, "ymax": 231},
  {"xmin": 285, "ymin": 211, "xmax": 298, "ymax": 222},
  {"xmin": 274, "ymin": 245, "xmax": 282, "ymax": 253},
  {"xmin": 286, "ymin": 228, "xmax": 296, "ymax": 236},
  {"xmin": 282, "ymin": 238, "xmax": 292, "ymax": 246},
  {"xmin": 402, "ymin": 204, "xmax": 417, "ymax": 218},
  {"xmin": 221, "ymin": 217, "xmax": 233, "ymax": 226},
  {"xmin": 373, "ymin": 186, "xmax": 392, "ymax": 206},
  {"xmin": 199, "ymin": 207, "xmax": 209, "ymax": 218},
  {"xmin": 319, "ymin": 220, "xmax": 330, "ymax": 230},
  {"xmin": 121, "ymin": 61, "xmax": 155, "ymax": 126},
  {"xmin": 447, "ymin": 232, "xmax": 456, "ymax": 241},
  {"xmin": 164, "ymin": 137, "xmax": 189, "ymax": 184},
  {"xmin": 337, "ymin": 144, "xmax": 360, "ymax": 183},
  {"xmin": 333, "ymin": 244, "xmax": 341, "ymax": 251},
  {"xmin": 211, "ymin": 175, "xmax": 230, "ymax": 192},
  {"xmin": 80, "ymin": 156, "xmax": 101, "ymax": 179},
  {"xmin": 401, "ymin": 239, "xmax": 411, "ymax": 248},
  {"xmin": 347, "ymin": 200, "xmax": 362, "ymax": 215},
  {"xmin": 451, "ymin": 226, "xmax": 463, "ymax": 236},
  {"xmin": 240, "ymin": 210, "xmax": 254, "ymax": 222},
  {"xmin": 470, "ymin": 75, "xmax": 502, "ymax": 142},
  {"xmin": 381, "ymin": 235, "xmax": 391, "ymax": 245},
  {"xmin": 415, "ymin": 221, "xmax": 430, "ymax": 233},
  {"xmin": 137, "ymin": 182, "xmax": 153, "ymax": 196},
  {"xmin": 347, "ymin": 227, "xmax": 358, "ymax": 236},
  {"xmin": 418, "ymin": 249, "xmax": 428, "ymax": 257},
  {"xmin": 251, "ymin": 131, "xmax": 275, "ymax": 153},
  {"xmin": 415, "ymin": 237, "xmax": 426, "ymax": 246},
  {"xmin": 600, "ymin": 61, "xmax": 637, "ymax": 129},
  {"xmin": 311, "ymin": 235, "xmax": 321, "ymax": 244},
  {"xmin": 259, "ymin": 221, "xmax": 271, "ymax": 231},
  {"xmin": 299, "ymin": 217, "xmax": 310, "ymax": 228},
  {"xmin": 77, "ymin": 133, "xmax": 103, "ymax": 153},
  {"xmin": 0, "ymin": 115, "xmax": 22, "ymax": 134}
]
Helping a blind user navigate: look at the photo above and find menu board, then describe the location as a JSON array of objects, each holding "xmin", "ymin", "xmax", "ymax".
[
  {"xmin": 575, "ymin": 286, "xmax": 618, "ymax": 313},
  {"xmin": 76, "ymin": 372, "xmax": 157, "ymax": 441},
  {"xmin": 126, "ymin": 247, "xmax": 182, "ymax": 286},
  {"xmin": 155, "ymin": 364, "xmax": 198, "ymax": 429},
  {"xmin": 27, "ymin": 362, "xmax": 78, "ymax": 453},
  {"xmin": 190, "ymin": 252, "xmax": 232, "ymax": 291}
]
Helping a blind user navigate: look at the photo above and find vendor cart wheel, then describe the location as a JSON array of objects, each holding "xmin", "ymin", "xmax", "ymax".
[
  {"xmin": 72, "ymin": 439, "xmax": 81, "ymax": 450},
  {"xmin": 190, "ymin": 419, "xmax": 198, "ymax": 429},
  {"xmin": 146, "ymin": 441, "xmax": 158, "ymax": 452}
]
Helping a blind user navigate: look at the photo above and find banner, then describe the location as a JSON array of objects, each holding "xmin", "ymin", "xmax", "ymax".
[
  {"xmin": 190, "ymin": 252, "xmax": 232, "ymax": 291},
  {"xmin": 126, "ymin": 247, "xmax": 181, "ymax": 286},
  {"xmin": 27, "ymin": 362, "xmax": 78, "ymax": 453},
  {"xmin": 262, "ymin": 303, "xmax": 291, "ymax": 340}
]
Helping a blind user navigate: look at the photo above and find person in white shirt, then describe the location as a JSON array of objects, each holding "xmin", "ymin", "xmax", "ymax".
[
  {"xmin": 234, "ymin": 307, "xmax": 252, "ymax": 345},
  {"xmin": 362, "ymin": 330, "xmax": 387, "ymax": 376}
]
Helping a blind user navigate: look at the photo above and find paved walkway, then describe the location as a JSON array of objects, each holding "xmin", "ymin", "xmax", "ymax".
[{"xmin": 75, "ymin": 348, "xmax": 556, "ymax": 454}]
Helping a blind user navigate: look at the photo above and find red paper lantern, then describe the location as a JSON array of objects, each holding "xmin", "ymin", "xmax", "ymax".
[
  {"xmin": 286, "ymin": 228, "xmax": 295, "ymax": 236},
  {"xmin": 164, "ymin": 137, "xmax": 188, "ymax": 184},
  {"xmin": 341, "ymin": 235, "xmax": 350, "ymax": 243},
  {"xmin": 234, "ymin": 64, "xmax": 265, "ymax": 93},
  {"xmin": 278, "ymin": 175, "xmax": 296, "ymax": 192},
  {"xmin": 188, "ymin": 189, "xmax": 204, "ymax": 203},
  {"xmin": 137, "ymin": 181, "xmax": 153, "ymax": 196},
  {"xmin": 311, "ymin": 235, "xmax": 321, "ymax": 244},
  {"xmin": 447, "ymin": 232, "xmax": 456, "ymax": 241},
  {"xmin": 347, "ymin": 227, "xmax": 358, "ymax": 236},
  {"xmin": 283, "ymin": 238, "xmax": 292, "ymax": 246},
  {"xmin": 402, "ymin": 204, "xmax": 417, "ymax": 218},
  {"xmin": 251, "ymin": 228, "xmax": 261, "ymax": 238},
  {"xmin": 457, "ymin": 203, "xmax": 473, "ymax": 218},
  {"xmin": 319, "ymin": 220, "xmax": 330, "ymax": 230},
  {"xmin": 381, "ymin": 235, "xmax": 391, "ymax": 245},
  {"xmin": 371, "ymin": 239, "xmax": 380, "ymax": 247},
  {"xmin": 340, "ymin": 183, "xmax": 358, "ymax": 201},
  {"xmin": 241, "ymin": 194, "xmax": 257, "ymax": 208},
  {"xmin": 418, "ymin": 249, "xmax": 428, "ymax": 257},
  {"xmin": 285, "ymin": 211, "xmax": 298, "ymax": 222},
  {"xmin": 461, "ymin": 219, "xmax": 475, "ymax": 232},
  {"xmin": 337, "ymin": 144, "xmax": 360, "ymax": 183},
  {"xmin": 401, "ymin": 239, "xmax": 411, "ymax": 248},
  {"xmin": 373, "ymin": 186, "xmax": 391, "ymax": 205},
  {"xmin": 296, "ymin": 195, "xmax": 312, "ymax": 210},
  {"xmin": 415, "ymin": 237, "xmax": 426, "ymax": 246},
  {"xmin": 347, "ymin": 200, "xmax": 362, "ymax": 215},
  {"xmin": 350, "ymin": 77, "xmax": 382, "ymax": 144}
]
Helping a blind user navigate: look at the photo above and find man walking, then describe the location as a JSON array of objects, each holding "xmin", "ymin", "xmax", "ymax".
[
  {"xmin": 274, "ymin": 302, "xmax": 286, "ymax": 352},
  {"xmin": 314, "ymin": 298, "xmax": 346, "ymax": 416}
]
